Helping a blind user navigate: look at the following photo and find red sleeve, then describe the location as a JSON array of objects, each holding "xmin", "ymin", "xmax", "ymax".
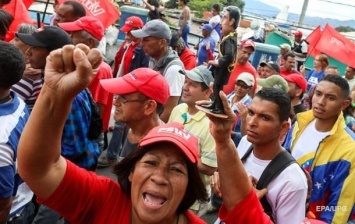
[
  {"xmin": 219, "ymin": 190, "xmax": 273, "ymax": 224},
  {"xmin": 207, "ymin": 49, "xmax": 215, "ymax": 61},
  {"xmin": 181, "ymin": 49, "xmax": 197, "ymax": 70},
  {"xmin": 88, "ymin": 62, "xmax": 113, "ymax": 106},
  {"xmin": 38, "ymin": 160, "xmax": 129, "ymax": 224},
  {"xmin": 113, "ymin": 41, "xmax": 127, "ymax": 77}
]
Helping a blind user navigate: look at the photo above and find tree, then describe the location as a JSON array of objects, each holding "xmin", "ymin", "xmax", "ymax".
[
  {"xmin": 335, "ymin": 26, "xmax": 355, "ymax": 33},
  {"xmin": 220, "ymin": 0, "xmax": 244, "ymax": 12},
  {"xmin": 164, "ymin": 0, "xmax": 245, "ymax": 18}
]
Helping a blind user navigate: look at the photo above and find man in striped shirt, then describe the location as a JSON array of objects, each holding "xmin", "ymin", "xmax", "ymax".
[{"xmin": 0, "ymin": 41, "xmax": 34, "ymax": 223}]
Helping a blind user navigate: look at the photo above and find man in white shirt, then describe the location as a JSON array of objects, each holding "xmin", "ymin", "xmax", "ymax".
[
  {"xmin": 292, "ymin": 30, "xmax": 308, "ymax": 71},
  {"xmin": 209, "ymin": 4, "xmax": 221, "ymax": 46},
  {"xmin": 131, "ymin": 19, "xmax": 185, "ymax": 122},
  {"xmin": 215, "ymin": 88, "xmax": 308, "ymax": 224},
  {"xmin": 344, "ymin": 66, "xmax": 355, "ymax": 91}
]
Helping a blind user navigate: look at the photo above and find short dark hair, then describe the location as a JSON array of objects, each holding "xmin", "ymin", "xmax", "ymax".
[
  {"xmin": 113, "ymin": 144, "xmax": 208, "ymax": 214},
  {"xmin": 212, "ymin": 4, "xmax": 220, "ymax": 13},
  {"xmin": 201, "ymin": 82, "xmax": 209, "ymax": 91},
  {"xmin": 63, "ymin": 1, "xmax": 86, "ymax": 18},
  {"xmin": 283, "ymin": 51, "xmax": 295, "ymax": 61},
  {"xmin": 181, "ymin": 0, "xmax": 189, "ymax": 4},
  {"xmin": 137, "ymin": 92, "xmax": 165, "ymax": 114},
  {"xmin": 320, "ymin": 75, "xmax": 350, "ymax": 99},
  {"xmin": 156, "ymin": 102, "xmax": 164, "ymax": 114},
  {"xmin": 148, "ymin": 0, "xmax": 159, "ymax": 7},
  {"xmin": 0, "ymin": 9, "xmax": 13, "ymax": 38},
  {"xmin": 0, "ymin": 41, "xmax": 25, "ymax": 89},
  {"xmin": 255, "ymin": 88, "xmax": 291, "ymax": 122},
  {"xmin": 0, "ymin": 0, "xmax": 11, "ymax": 6},
  {"xmin": 226, "ymin": 6, "xmax": 241, "ymax": 29}
]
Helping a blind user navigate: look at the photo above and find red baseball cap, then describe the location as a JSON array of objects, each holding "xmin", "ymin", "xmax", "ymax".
[
  {"xmin": 293, "ymin": 30, "xmax": 303, "ymax": 37},
  {"xmin": 283, "ymin": 73, "xmax": 307, "ymax": 93},
  {"xmin": 58, "ymin": 16, "xmax": 104, "ymax": 41},
  {"xmin": 139, "ymin": 122, "xmax": 200, "ymax": 164},
  {"xmin": 240, "ymin": 39, "xmax": 255, "ymax": 51},
  {"xmin": 100, "ymin": 68, "xmax": 170, "ymax": 105},
  {"xmin": 120, "ymin": 16, "xmax": 144, "ymax": 33}
]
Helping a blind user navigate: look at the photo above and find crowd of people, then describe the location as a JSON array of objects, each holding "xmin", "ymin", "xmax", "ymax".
[{"xmin": 1, "ymin": 1, "xmax": 355, "ymax": 224}]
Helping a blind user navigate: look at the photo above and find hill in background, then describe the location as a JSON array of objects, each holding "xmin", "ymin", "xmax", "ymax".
[{"xmin": 244, "ymin": 0, "xmax": 355, "ymax": 29}]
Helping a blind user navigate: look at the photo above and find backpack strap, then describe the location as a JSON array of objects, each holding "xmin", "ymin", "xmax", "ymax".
[
  {"xmin": 256, "ymin": 150, "xmax": 296, "ymax": 189},
  {"xmin": 256, "ymin": 150, "xmax": 296, "ymax": 220},
  {"xmin": 162, "ymin": 58, "xmax": 184, "ymax": 76},
  {"xmin": 241, "ymin": 144, "xmax": 254, "ymax": 163}
]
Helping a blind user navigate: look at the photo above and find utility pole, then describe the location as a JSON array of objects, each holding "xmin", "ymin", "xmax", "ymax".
[{"xmin": 298, "ymin": 0, "xmax": 309, "ymax": 26}]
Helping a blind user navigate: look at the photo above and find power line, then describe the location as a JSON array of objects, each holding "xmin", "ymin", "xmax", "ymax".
[{"xmin": 318, "ymin": 0, "xmax": 355, "ymax": 7}]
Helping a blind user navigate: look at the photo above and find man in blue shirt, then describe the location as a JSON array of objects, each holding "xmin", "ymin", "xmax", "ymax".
[{"xmin": 197, "ymin": 24, "xmax": 216, "ymax": 66}]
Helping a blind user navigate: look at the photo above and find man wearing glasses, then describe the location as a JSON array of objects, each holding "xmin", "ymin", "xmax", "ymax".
[
  {"xmin": 227, "ymin": 72, "xmax": 254, "ymax": 149},
  {"xmin": 100, "ymin": 67, "xmax": 170, "ymax": 160}
]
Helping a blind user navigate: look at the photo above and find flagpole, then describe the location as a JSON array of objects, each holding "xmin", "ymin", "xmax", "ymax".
[
  {"xmin": 37, "ymin": 12, "xmax": 41, "ymax": 28},
  {"xmin": 42, "ymin": 0, "xmax": 50, "ymax": 23}
]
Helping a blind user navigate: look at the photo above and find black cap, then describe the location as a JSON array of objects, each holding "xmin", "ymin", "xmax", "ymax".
[
  {"xmin": 16, "ymin": 26, "xmax": 73, "ymax": 52},
  {"xmin": 259, "ymin": 61, "xmax": 280, "ymax": 73}
]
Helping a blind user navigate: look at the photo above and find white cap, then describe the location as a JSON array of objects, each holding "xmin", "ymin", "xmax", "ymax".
[
  {"xmin": 236, "ymin": 72, "xmax": 255, "ymax": 87},
  {"xmin": 280, "ymin": 43, "xmax": 291, "ymax": 51}
]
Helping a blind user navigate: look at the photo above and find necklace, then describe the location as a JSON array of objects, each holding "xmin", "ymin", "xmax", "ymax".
[{"xmin": 0, "ymin": 94, "xmax": 11, "ymax": 104}]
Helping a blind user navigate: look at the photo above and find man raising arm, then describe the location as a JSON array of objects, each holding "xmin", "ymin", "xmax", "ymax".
[{"xmin": 17, "ymin": 44, "xmax": 101, "ymax": 200}]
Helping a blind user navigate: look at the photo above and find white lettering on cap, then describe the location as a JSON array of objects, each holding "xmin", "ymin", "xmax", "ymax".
[
  {"xmin": 128, "ymin": 73, "xmax": 137, "ymax": 80},
  {"xmin": 158, "ymin": 127, "xmax": 191, "ymax": 140}
]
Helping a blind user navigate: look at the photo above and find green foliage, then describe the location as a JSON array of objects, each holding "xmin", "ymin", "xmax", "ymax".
[
  {"xmin": 189, "ymin": 0, "xmax": 214, "ymax": 18},
  {"xmin": 335, "ymin": 26, "xmax": 355, "ymax": 32},
  {"xmin": 165, "ymin": 0, "xmax": 245, "ymax": 18},
  {"xmin": 165, "ymin": 0, "xmax": 178, "ymax": 9},
  {"xmin": 220, "ymin": 0, "xmax": 245, "ymax": 12}
]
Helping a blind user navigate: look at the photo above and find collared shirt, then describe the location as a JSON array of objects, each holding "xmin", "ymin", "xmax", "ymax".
[{"xmin": 61, "ymin": 90, "xmax": 100, "ymax": 169}]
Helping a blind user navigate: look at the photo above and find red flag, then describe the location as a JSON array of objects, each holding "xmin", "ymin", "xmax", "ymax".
[
  {"xmin": 58, "ymin": 0, "xmax": 121, "ymax": 28},
  {"xmin": 306, "ymin": 25, "xmax": 322, "ymax": 56},
  {"xmin": 23, "ymin": 0, "xmax": 34, "ymax": 8},
  {"xmin": 3, "ymin": 0, "xmax": 34, "ymax": 42},
  {"xmin": 314, "ymin": 24, "xmax": 355, "ymax": 68}
]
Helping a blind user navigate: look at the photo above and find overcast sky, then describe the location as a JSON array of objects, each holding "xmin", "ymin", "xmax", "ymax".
[{"xmin": 259, "ymin": 0, "xmax": 355, "ymax": 21}]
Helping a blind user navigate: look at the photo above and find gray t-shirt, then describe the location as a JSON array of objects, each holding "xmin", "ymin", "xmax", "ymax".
[{"xmin": 119, "ymin": 138, "xmax": 138, "ymax": 160}]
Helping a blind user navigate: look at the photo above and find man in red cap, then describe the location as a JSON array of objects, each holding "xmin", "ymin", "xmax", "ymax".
[
  {"xmin": 100, "ymin": 67, "xmax": 170, "ymax": 160},
  {"xmin": 284, "ymin": 73, "xmax": 307, "ymax": 116},
  {"xmin": 58, "ymin": 16, "xmax": 114, "ymax": 155},
  {"xmin": 223, "ymin": 39, "xmax": 258, "ymax": 95},
  {"xmin": 292, "ymin": 30, "xmax": 308, "ymax": 72},
  {"xmin": 97, "ymin": 16, "xmax": 150, "ymax": 167},
  {"xmin": 112, "ymin": 16, "xmax": 149, "ymax": 78}
]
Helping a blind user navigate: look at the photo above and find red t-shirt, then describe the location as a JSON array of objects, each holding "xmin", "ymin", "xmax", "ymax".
[
  {"xmin": 280, "ymin": 67, "xmax": 301, "ymax": 76},
  {"xmin": 88, "ymin": 62, "xmax": 113, "ymax": 132},
  {"xmin": 113, "ymin": 40, "xmax": 140, "ymax": 77},
  {"xmin": 180, "ymin": 48, "xmax": 197, "ymax": 70},
  {"xmin": 39, "ymin": 160, "xmax": 206, "ymax": 224},
  {"xmin": 223, "ymin": 62, "xmax": 258, "ymax": 95},
  {"xmin": 219, "ymin": 190, "xmax": 273, "ymax": 224}
]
